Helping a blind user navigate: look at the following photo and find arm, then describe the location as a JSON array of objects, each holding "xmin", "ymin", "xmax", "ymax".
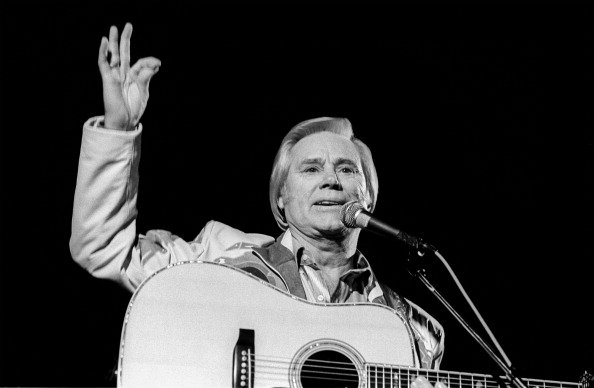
[
  {"xmin": 70, "ymin": 117, "xmax": 142, "ymax": 291},
  {"xmin": 70, "ymin": 24, "xmax": 274, "ymax": 291},
  {"xmin": 70, "ymin": 24, "xmax": 276, "ymax": 291},
  {"xmin": 70, "ymin": 117, "xmax": 205, "ymax": 291},
  {"xmin": 70, "ymin": 24, "xmax": 180, "ymax": 291}
]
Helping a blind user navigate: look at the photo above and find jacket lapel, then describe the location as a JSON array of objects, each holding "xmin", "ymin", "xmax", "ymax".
[{"xmin": 252, "ymin": 237, "xmax": 307, "ymax": 300}]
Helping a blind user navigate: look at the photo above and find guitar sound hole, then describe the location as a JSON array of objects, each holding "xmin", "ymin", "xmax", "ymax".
[{"xmin": 300, "ymin": 350, "xmax": 359, "ymax": 388}]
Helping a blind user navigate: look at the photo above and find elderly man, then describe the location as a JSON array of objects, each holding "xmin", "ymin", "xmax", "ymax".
[{"xmin": 70, "ymin": 23, "xmax": 445, "ymax": 377}]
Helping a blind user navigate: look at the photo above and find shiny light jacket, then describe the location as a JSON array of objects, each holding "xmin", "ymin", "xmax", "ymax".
[{"xmin": 70, "ymin": 116, "xmax": 445, "ymax": 369}]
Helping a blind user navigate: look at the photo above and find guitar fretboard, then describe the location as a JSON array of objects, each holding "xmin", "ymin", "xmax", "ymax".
[{"xmin": 365, "ymin": 364, "xmax": 583, "ymax": 388}]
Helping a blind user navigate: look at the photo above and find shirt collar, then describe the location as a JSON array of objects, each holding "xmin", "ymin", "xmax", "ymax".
[
  {"xmin": 280, "ymin": 228, "xmax": 294, "ymax": 253},
  {"xmin": 280, "ymin": 229, "xmax": 374, "ymax": 288}
]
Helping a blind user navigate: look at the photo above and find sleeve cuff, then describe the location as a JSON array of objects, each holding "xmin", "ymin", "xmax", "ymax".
[{"xmin": 84, "ymin": 116, "xmax": 143, "ymax": 136}]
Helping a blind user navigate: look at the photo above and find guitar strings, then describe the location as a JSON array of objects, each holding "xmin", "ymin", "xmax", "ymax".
[
  {"xmin": 246, "ymin": 364, "xmax": 583, "ymax": 388},
  {"xmin": 249, "ymin": 366, "xmax": 501, "ymax": 387},
  {"xmin": 254, "ymin": 354, "xmax": 456, "ymax": 377},
  {"xmin": 241, "ymin": 362, "xmax": 505, "ymax": 387},
  {"xmin": 252, "ymin": 358, "xmax": 474, "ymax": 385},
  {"xmin": 253, "ymin": 359, "xmax": 456, "ymax": 385},
  {"xmin": 252, "ymin": 366, "xmax": 573, "ymax": 388},
  {"xmin": 254, "ymin": 353, "xmax": 579, "ymax": 387},
  {"xmin": 247, "ymin": 356, "xmax": 580, "ymax": 388}
]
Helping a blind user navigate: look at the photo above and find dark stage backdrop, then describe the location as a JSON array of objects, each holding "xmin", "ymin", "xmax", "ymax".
[{"xmin": 1, "ymin": 3, "xmax": 592, "ymax": 387}]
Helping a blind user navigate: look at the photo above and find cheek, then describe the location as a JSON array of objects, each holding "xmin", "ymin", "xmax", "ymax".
[
  {"xmin": 282, "ymin": 181, "xmax": 308, "ymax": 207},
  {"xmin": 285, "ymin": 176, "xmax": 317, "ymax": 200},
  {"xmin": 352, "ymin": 178, "xmax": 370, "ymax": 205}
]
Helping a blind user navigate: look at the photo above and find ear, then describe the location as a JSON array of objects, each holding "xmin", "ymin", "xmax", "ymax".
[{"xmin": 277, "ymin": 183, "xmax": 287, "ymax": 210}]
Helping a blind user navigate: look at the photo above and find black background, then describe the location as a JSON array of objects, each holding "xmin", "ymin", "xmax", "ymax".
[{"xmin": 1, "ymin": 3, "xmax": 593, "ymax": 387}]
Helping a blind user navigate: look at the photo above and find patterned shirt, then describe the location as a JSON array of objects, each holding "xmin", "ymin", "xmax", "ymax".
[{"xmin": 280, "ymin": 230, "xmax": 384, "ymax": 304}]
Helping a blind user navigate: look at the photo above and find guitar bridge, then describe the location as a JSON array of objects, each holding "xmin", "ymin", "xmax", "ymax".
[{"xmin": 232, "ymin": 328, "xmax": 255, "ymax": 388}]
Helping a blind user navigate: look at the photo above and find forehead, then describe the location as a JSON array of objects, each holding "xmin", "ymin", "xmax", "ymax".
[{"xmin": 289, "ymin": 132, "xmax": 361, "ymax": 165}]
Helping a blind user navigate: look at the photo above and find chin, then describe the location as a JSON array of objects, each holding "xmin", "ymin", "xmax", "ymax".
[
  {"xmin": 320, "ymin": 229, "xmax": 350, "ymax": 239},
  {"xmin": 316, "ymin": 221, "xmax": 351, "ymax": 238}
]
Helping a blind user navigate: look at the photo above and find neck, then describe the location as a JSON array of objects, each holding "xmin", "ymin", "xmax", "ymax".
[{"xmin": 287, "ymin": 227, "xmax": 360, "ymax": 271}]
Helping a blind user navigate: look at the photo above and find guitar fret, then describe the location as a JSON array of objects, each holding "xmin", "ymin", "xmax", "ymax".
[
  {"xmin": 390, "ymin": 365, "xmax": 394, "ymax": 388},
  {"xmin": 455, "ymin": 371, "xmax": 461, "ymax": 388}
]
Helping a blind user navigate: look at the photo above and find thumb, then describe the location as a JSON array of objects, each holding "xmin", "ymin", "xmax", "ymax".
[
  {"xmin": 130, "ymin": 57, "xmax": 161, "ymax": 86},
  {"xmin": 137, "ymin": 66, "xmax": 159, "ymax": 88}
]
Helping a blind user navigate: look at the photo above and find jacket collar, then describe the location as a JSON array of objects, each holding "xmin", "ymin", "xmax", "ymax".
[{"xmin": 252, "ymin": 235, "xmax": 307, "ymax": 299}]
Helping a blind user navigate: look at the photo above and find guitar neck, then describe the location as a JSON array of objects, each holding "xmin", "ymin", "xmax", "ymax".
[{"xmin": 365, "ymin": 364, "xmax": 583, "ymax": 388}]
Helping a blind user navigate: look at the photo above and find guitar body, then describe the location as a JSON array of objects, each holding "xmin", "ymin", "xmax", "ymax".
[{"xmin": 118, "ymin": 261, "xmax": 417, "ymax": 387}]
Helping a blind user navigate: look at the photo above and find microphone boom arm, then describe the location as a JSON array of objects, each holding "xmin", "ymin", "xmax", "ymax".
[{"xmin": 407, "ymin": 252, "xmax": 526, "ymax": 388}]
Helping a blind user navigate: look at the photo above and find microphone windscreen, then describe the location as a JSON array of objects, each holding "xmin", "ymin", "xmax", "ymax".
[{"xmin": 340, "ymin": 201, "xmax": 364, "ymax": 228}]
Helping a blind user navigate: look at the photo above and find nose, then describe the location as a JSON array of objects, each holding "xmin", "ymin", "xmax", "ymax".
[{"xmin": 320, "ymin": 171, "xmax": 342, "ymax": 190}]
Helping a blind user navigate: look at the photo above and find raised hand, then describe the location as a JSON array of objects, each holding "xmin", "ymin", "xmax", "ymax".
[{"xmin": 98, "ymin": 23, "xmax": 161, "ymax": 131}]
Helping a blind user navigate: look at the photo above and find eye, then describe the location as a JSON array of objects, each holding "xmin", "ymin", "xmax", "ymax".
[
  {"xmin": 338, "ymin": 166, "xmax": 357, "ymax": 174},
  {"xmin": 303, "ymin": 166, "xmax": 319, "ymax": 173}
]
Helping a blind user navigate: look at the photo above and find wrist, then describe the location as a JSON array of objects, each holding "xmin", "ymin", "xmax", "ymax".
[{"xmin": 104, "ymin": 116, "xmax": 133, "ymax": 131}]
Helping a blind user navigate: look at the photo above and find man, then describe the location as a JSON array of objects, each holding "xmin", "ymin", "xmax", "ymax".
[{"xmin": 70, "ymin": 23, "xmax": 446, "ymax": 376}]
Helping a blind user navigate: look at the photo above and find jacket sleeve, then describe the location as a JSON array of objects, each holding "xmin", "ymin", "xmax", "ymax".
[
  {"xmin": 69, "ymin": 116, "xmax": 205, "ymax": 292},
  {"xmin": 406, "ymin": 298, "xmax": 445, "ymax": 370}
]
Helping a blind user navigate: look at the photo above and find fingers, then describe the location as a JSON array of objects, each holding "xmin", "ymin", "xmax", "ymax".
[
  {"xmin": 98, "ymin": 36, "xmax": 110, "ymax": 75},
  {"xmin": 99, "ymin": 23, "xmax": 133, "ymax": 77},
  {"xmin": 108, "ymin": 25, "xmax": 120, "ymax": 67},
  {"xmin": 411, "ymin": 376, "xmax": 432, "ymax": 388},
  {"xmin": 120, "ymin": 23, "xmax": 133, "ymax": 79},
  {"xmin": 410, "ymin": 376, "xmax": 449, "ymax": 388},
  {"xmin": 435, "ymin": 381, "xmax": 448, "ymax": 388},
  {"xmin": 413, "ymin": 376, "xmax": 449, "ymax": 388}
]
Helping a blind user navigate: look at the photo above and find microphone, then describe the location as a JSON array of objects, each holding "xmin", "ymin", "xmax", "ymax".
[{"xmin": 340, "ymin": 201, "xmax": 436, "ymax": 253}]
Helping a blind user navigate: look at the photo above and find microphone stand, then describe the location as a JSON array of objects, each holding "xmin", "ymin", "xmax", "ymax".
[{"xmin": 406, "ymin": 246, "xmax": 528, "ymax": 388}]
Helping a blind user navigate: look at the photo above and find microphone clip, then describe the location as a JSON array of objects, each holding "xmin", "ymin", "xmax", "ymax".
[{"xmin": 404, "ymin": 238, "xmax": 436, "ymax": 275}]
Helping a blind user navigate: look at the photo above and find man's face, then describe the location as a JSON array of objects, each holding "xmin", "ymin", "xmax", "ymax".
[{"xmin": 278, "ymin": 132, "xmax": 369, "ymax": 237}]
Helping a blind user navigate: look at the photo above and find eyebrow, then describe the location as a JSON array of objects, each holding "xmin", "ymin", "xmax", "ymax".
[
  {"xmin": 300, "ymin": 158, "xmax": 324, "ymax": 165},
  {"xmin": 335, "ymin": 158, "xmax": 359, "ymax": 166},
  {"xmin": 299, "ymin": 157, "xmax": 359, "ymax": 166}
]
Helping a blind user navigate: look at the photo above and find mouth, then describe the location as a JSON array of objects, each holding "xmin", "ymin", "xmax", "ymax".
[{"xmin": 313, "ymin": 200, "xmax": 345, "ymax": 207}]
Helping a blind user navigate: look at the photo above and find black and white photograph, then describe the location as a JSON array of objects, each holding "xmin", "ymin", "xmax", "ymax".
[{"xmin": 0, "ymin": 3, "xmax": 592, "ymax": 387}]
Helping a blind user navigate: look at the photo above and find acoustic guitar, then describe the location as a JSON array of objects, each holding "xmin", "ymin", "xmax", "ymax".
[{"xmin": 117, "ymin": 261, "xmax": 591, "ymax": 388}]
